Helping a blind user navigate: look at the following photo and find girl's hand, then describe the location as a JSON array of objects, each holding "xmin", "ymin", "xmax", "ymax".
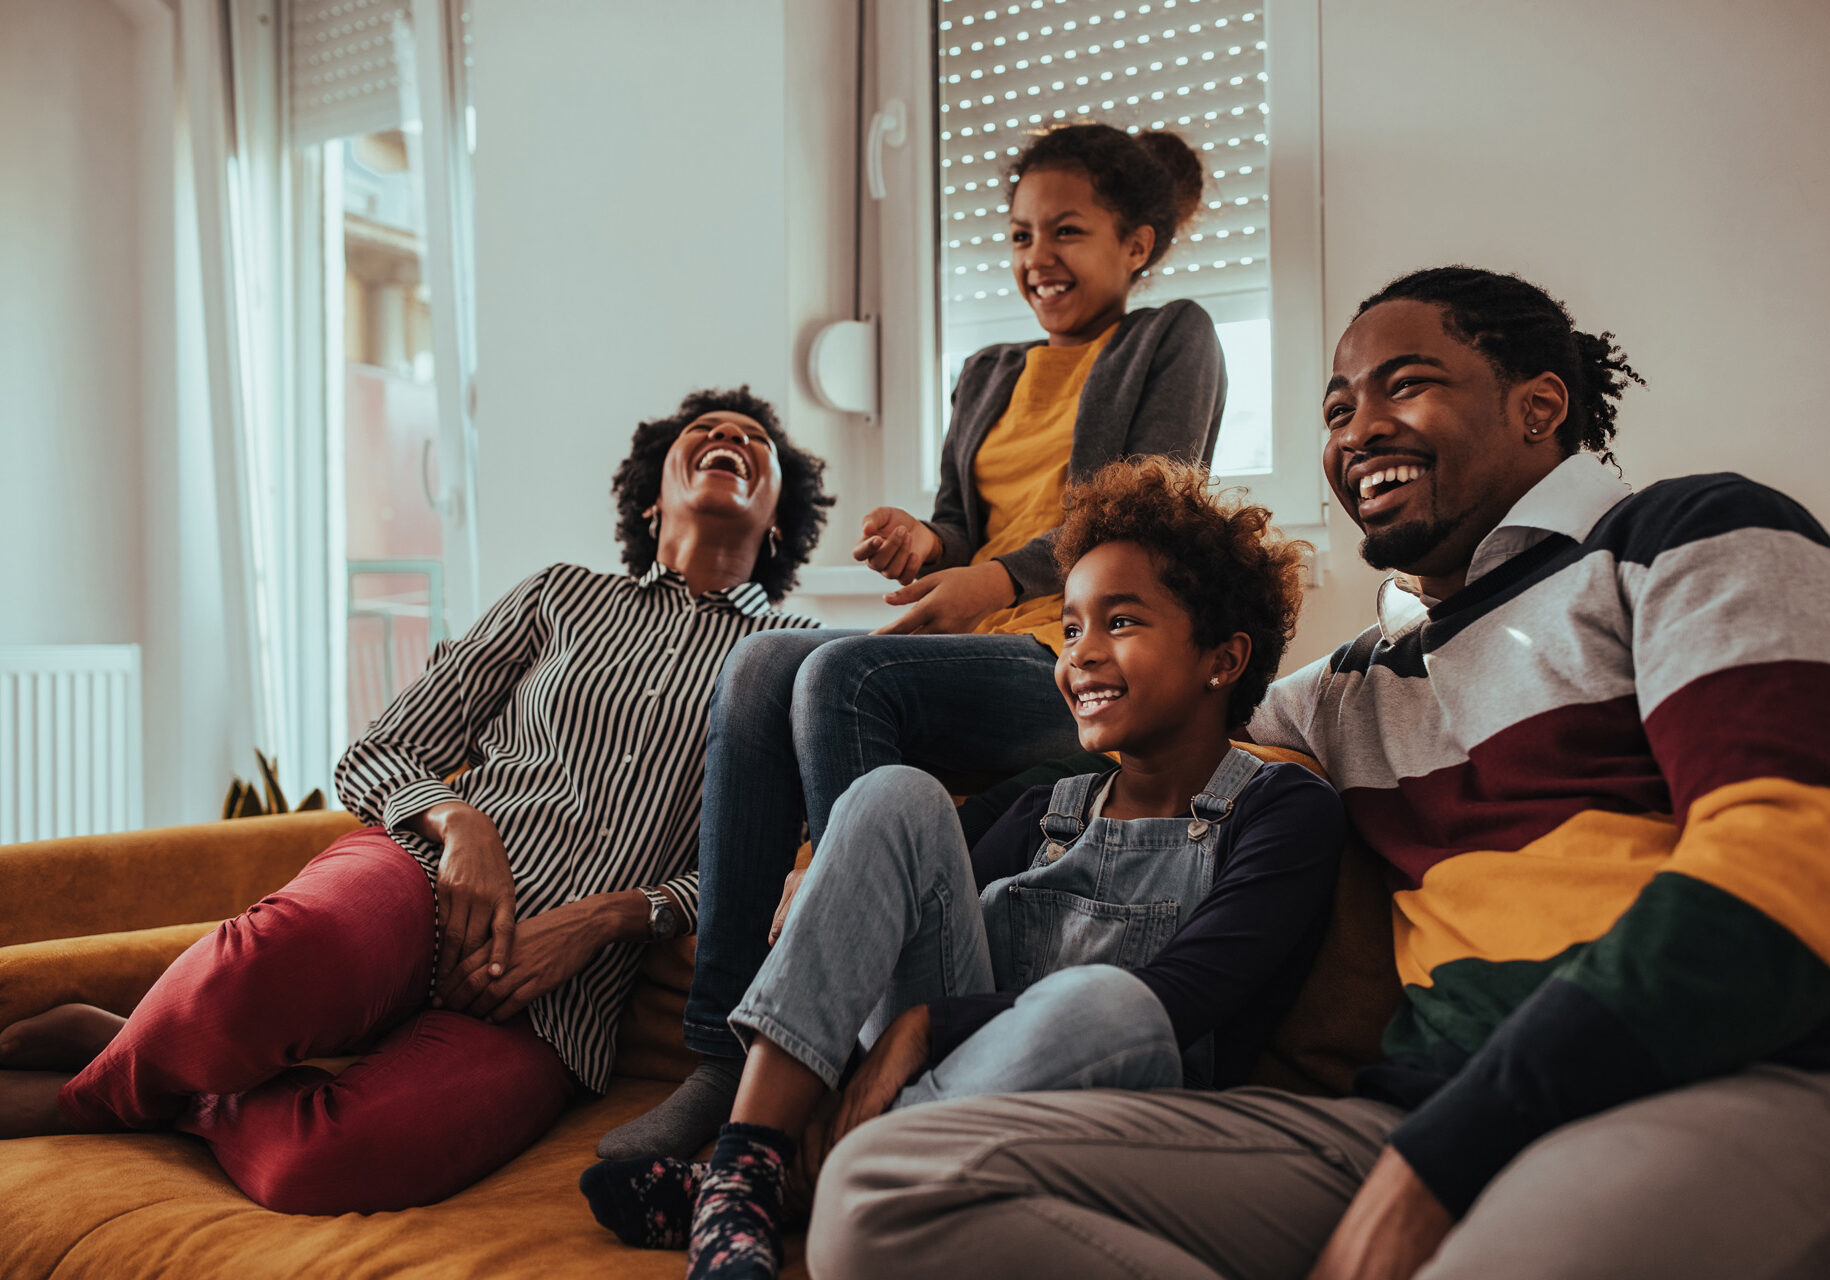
[
  {"xmin": 806, "ymin": 1004, "xmax": 931, "ymax": 1176},
  {"xmin": 874, "ymin": 562, "xmax": 1017, "ymax": 635},
  {"xmin": 852, "ymin": 507, "xmax": 941, "ymax": 585},
  {"xmin": 416, "ymin": 802, "xmax": 518, "ymax": 1000},
  {"xmin": 768, "ymin": 867, "xmax": 807, "ymax": 945},
  {"xmin": 447, "ymin": 894, "xmax": 644, "ymax": 1022}
]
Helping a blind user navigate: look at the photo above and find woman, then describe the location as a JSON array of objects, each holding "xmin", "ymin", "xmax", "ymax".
[
  {"xmin": 0, "ymin": 388, "xmax": 833, "ymax": 1215},
  {"xmin": 607, "ymin": 122, "xmax": 1232, "ymax": 1163},
  {"xmin": 584, "ymin": 460, "xmax": 1345, "ymax": 1280}
]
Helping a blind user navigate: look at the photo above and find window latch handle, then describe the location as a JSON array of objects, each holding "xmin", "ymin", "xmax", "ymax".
[{"xmin": 866, "ymin": 98, "xmax": 908, "ymax": 200}]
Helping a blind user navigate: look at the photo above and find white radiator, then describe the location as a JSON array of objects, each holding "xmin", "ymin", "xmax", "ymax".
[{"xmin": 0, "ymin": 645, "xmax": 144, "ymax": 844}]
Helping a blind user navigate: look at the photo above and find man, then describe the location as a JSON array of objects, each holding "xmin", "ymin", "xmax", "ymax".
[{"xmin": 805, "ymin": 267, "xmax": 1830, "ymax": 1280}]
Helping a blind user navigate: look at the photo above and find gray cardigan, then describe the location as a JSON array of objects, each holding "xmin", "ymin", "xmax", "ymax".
[{"xmin": 923, "ymin": 298, "xmax": 1226, "ymax": 601}]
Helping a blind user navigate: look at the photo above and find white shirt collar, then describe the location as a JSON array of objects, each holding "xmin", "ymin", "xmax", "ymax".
[
  {"xmin": 1375, "ymin": 452, "xmax": 1632, "ymax": 641},
  {"xmin": 636, "ymin": 560, "xmax": 774, "ymax": 618}
]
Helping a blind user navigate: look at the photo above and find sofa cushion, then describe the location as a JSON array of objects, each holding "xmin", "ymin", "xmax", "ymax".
[{"xmin": 0, "ymin": 1083, "xmax": 805, "ymax": 1279}]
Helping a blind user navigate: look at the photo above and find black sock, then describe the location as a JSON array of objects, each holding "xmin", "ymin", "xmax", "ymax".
[
  {"xmin": 579, "ymin": 1156, "xmax": 707, "ymax": 1250},
  {"xmin": 686, "ymin": 1122, "xmax": 796, "ymax": 1280}
]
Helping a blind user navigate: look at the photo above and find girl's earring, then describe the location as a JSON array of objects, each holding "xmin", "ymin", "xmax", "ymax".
[
  {"xmin": 646, "ymin": 507, "xmax": 660, "ymax": 539},
  {"xmin": 767, "ymin": 526, "xmax": 781, "ymax": 559}
]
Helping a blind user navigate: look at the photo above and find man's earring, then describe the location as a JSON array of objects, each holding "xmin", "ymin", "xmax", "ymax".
[
  {"xmin": 767, "ymin": 527, "xmax": 781, "ymax": 559},
  {"xmin": 1207, "ymin": 676, "xmax": 1222, "ymax": 689}
]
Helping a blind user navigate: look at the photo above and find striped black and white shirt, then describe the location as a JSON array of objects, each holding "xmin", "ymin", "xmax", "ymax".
[{"xmin": 334, "ymin": 560, "xmax": 820, "ymax": 1091}]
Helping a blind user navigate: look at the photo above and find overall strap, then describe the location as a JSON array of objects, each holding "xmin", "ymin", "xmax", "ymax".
[
  {"xmin": 1038, "ymin": 771, "xmax": 1103, "ymax": 859},
  {"xmin": 1186, "ymin": 746, "xmax": 1265, "ymax": 838}
]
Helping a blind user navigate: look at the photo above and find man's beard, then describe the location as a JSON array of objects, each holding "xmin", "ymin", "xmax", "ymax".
[{"xmin": 1359, "ymin": 517, "xmax": 1455, "ymax": 573}]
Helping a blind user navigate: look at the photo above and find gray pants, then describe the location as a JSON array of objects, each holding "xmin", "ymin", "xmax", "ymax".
[{"xmin": 808, "ymin": 1065, "xmax": 1830, "ymax": 1280}]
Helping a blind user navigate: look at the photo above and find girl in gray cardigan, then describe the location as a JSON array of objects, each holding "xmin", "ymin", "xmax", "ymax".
[{"xmin": 598, "ymin": 124, "xmax": 1230, "ymax": 1185}]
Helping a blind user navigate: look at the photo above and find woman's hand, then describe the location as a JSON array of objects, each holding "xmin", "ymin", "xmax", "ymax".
[
  {"xmin": 874, "ymin": 562, "xmax": 1017, "ymax": 635},
  {"xmin": 1305, "ymin": 1147, "xmax": 1453, "ymax": 1280},
  {"xmin": 853, "ymin": 507, "xmax": 941, "ymax": 585},
  {"xmin": 413, "ymin": 801, "xmax": 518, "ymax": 1000},
  {"xmin": 805, "ymin": 1004, "xmax": 931, "ymax": 1175},
  {"xmin": 446, "ymin": 892, "xmax": 649, "ymax": 1023},
  {"xmin": 768, "ymin": 868, "xmax": 807, "ymax": 945}
]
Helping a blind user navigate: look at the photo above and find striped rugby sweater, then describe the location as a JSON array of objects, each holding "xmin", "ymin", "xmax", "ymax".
[{"xmin": 1249, "ymin": 453, "xmax": 1830, "ymax": 1214}]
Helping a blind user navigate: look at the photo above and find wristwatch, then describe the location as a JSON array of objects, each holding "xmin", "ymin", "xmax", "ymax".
[{"xmin": 640, "ymin": 886, "xmax": 678, "ymax": 941}]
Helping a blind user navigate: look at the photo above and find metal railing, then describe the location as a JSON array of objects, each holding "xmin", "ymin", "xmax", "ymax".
[{"xmin": 347, "ymin": 559, "xmax": 447, "ymax": 730}]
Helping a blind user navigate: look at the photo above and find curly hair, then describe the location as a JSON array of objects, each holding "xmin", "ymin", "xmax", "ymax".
[
  {"xmin": 611, "ymin": 386, "xmax": 834, "ymax": 602},
  {"xmin": 1005, "ymin": 122, "xmax": 1205, "ymax": 280},
  {"xmin": 1355, "ymin": 267, "xmax": 1646, "ymax": 468},
  {"xmin": 1054, "ymin": 458, "xmax": 1310, "ymax": 728}
]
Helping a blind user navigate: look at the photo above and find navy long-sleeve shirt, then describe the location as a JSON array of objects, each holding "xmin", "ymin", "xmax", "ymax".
[{"xmin": 927, "ymin": 760, "xmax": 1346, "ymax": 1087}]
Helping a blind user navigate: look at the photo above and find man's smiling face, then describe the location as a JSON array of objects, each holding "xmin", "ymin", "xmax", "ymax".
[{"xmin": 1322, "ymin": 299, "xmax": 1565, "ymax": 593}]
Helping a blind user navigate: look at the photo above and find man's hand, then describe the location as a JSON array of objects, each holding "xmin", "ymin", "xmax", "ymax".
[
  {"xmin": 446, "ymin": 892, "xmax": 650, "ymax": 1022},
  {"xmin": 412, "ymin": 801, "xmax": 518, "ymax": 998},
  {"xmin": 874, "ymin": 562, "xmax": 1017, "ymax": 635},
  {"xmin": 852, "ymin": 507, "xmax": 942, "ymax": 585},
  {"xmin": 1306, "ymin": 1147, "xmax": 1454, "ymax": 1280},
  {"xmin": 768, "ymin": 868, "xmax": 807, "ymax": 946},
  {"xmin": 804, "ymin": 1004, "xmax": 931, "ymax": 1175}
]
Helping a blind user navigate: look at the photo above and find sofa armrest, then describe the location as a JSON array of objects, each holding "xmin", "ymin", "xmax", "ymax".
[
  {"xmin": 0, "ymin": 811, "xmax": 362, "ymax": 947},
  {"xmin": 0, "ymin": 922, "xmax": 217, "ymax": 1029}
]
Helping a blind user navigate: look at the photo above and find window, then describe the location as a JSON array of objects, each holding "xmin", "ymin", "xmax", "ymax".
[
  {"xmin": 876, "ymin": 0, "xmax": 1325, "ymax": 531},
  {"xmin": 288, "ymin": 0, "xmax": 480, "ymax": 744}
]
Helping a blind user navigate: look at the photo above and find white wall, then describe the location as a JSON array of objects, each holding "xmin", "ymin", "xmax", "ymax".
[
  {"xmin": 1286, "ymin": 0, "xmax": 1830, "ymax": 668},
  {"xmin": 470, "ymin": 0, "xmax": 892, "ymax": 617},
  {"xmin": 0, "ymin": 0, "xmax": 236, "ymax": 827},
  {"xmin": 474, "ymin": 0, "xmax": 869, "ymax": 602},
  {"xmin": 0, "ymin": 0, "xmax": 144, "ymax": 648}
]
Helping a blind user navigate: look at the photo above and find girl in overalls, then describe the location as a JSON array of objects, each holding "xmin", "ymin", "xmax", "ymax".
[{"xmin": 584, "ymin": 460, "xmax": 1345, "ymax": 1280}]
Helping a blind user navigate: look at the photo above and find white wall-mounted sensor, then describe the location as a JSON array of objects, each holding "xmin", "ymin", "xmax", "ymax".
[{"xmin": 806, "ymin": 316, "xmax": 879, "ymax": 421}]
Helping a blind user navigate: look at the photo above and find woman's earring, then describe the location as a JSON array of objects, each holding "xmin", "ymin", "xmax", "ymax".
[
  {"xmin": 767, "ymin": 526, "xmax": 781, "ymax": 559},
  {"xmin": 645, "ymin": 507, "xmax": 660, "ymax": 539}
]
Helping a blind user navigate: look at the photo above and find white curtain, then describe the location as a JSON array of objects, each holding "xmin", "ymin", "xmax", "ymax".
[{"xmin": 179, "ymin": 0, "xmax": 311, "ymax": 796}]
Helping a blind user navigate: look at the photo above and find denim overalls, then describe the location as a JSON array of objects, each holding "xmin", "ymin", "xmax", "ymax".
[{"xmin": 978, "ymin": 746, "xmax": 1264, "ymax": 1088}]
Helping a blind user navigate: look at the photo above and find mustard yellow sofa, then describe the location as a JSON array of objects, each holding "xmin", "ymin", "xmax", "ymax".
[{"xmin": 0, "ymin": 785, "xmax": 1395, "ymax": 1279}]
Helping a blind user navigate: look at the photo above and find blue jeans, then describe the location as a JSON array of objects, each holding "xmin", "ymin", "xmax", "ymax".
[
  {"xmin": 684, "ymin": 631, "xmax": 1081, "ymax": 1057},
  {"xmin": 728, "ymin": 767, "xmax": 1182, "ymax": 1101}
]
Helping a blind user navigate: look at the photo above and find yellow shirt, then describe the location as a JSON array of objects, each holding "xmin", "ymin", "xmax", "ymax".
[{"xmin": 970, "ymin": 324, "xmax": 1117, "ymax": 653}]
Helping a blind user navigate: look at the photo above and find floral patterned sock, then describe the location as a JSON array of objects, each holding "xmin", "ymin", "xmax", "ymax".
[
  {"xmin": 686, "ymin": 1122, "xmax": 795, "ymax": 1280},
  {"xmin": 579, "ymin": 1155, "xmax": 707, "ymax": 1250}
]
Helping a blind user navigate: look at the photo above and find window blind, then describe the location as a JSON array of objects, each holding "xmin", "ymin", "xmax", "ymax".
[
  {"xmin": 288, "ymin": 0, "xmax": 416, "ymax": 147},
  {"xmin": 937, "ymin": 0, "xmax": 1270, "ymax": 327}
]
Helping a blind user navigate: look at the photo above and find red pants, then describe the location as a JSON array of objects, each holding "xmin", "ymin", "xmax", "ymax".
[{"xmin": 58, "ymin": 828, "xmax": 575, "ymax": 1214}]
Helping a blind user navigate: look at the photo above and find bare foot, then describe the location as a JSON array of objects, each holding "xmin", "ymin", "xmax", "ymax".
[
  {"xmin": 0, "ymin": 1004, "xmax": 126, "ymax": 1071},
  {"xmin": 0, "ymin": 1070, "xmax": 78, "ymax": 1139}
]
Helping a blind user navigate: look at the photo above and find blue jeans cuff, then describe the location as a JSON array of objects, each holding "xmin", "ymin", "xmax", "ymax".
[
  {"xmin": 726, "ymin": 1006, "xmax": 849, "ymax": 1090},
  {"xmin": 682, "ymin": 1016, "xmax": 745, "ymax": 1060}
]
